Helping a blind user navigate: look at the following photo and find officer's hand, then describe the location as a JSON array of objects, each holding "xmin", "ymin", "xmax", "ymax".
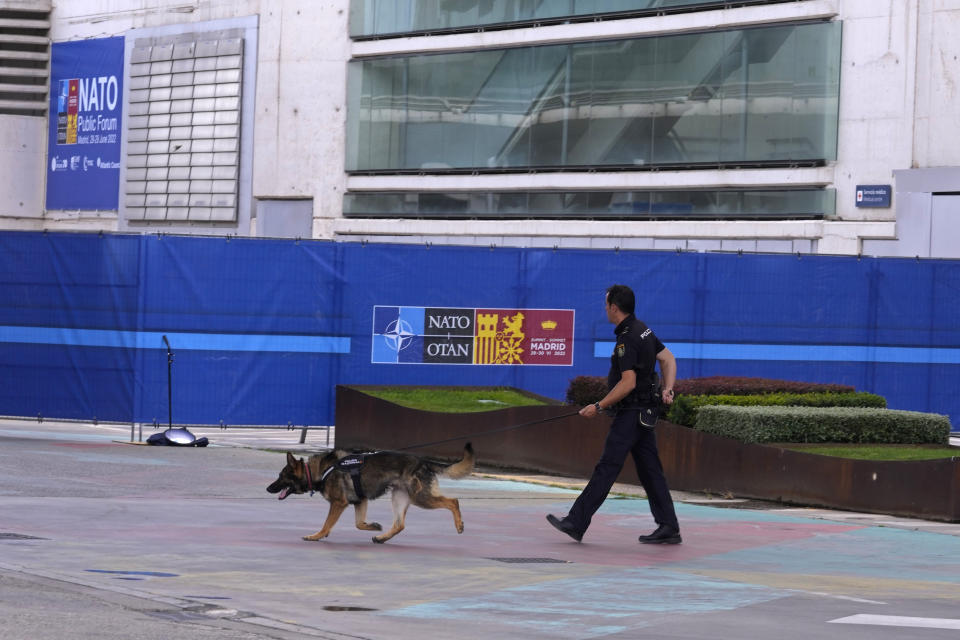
[
  {"xmin": 578, "ymin": 404, "xmax": 598, "ymax": 419},
  {"xmin": 662, "ymin": 389, "xmax": 675, "ymax": 405}
]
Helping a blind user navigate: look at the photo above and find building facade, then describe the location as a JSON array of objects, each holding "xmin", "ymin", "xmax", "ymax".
[{"xmin": 3, "ymin": 0, "xmax": 959, "ymax": 256}]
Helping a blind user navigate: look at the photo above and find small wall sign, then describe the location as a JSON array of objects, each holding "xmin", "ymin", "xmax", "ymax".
[{"xmin": 855, "ymin": 185, "xmax": 892, "ymax": 208}]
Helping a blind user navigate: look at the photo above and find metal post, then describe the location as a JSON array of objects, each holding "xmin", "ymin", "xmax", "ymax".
[{"xmin": 162, "ymin": 335, "xmax": 173, "ymax": 429}]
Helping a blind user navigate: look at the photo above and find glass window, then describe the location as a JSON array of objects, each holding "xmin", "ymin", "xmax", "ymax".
[
  {"xmin": 651, "ymin": 32, "xmax": 724, "ymax": 165},
  {"xmin": 346, "ymin": 22, "xmax": 841, "ymax": 173},
  {"xmin": 350, "ymin": 0, "xmax": 802, "ymax": 39},
  {"xmin": 343, "ymin": 189, "xmax": 835, "ymax": 219}
]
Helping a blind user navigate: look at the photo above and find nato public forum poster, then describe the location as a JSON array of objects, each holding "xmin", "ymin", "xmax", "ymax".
[{"xmin": 46, "ymin": 36, "xmax": 124, "ymax": 211}]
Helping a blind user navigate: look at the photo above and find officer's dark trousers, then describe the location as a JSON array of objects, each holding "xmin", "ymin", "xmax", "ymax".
[{"xmin": 567, "ymin": 407, "xmax": 679, "ymax": 534}]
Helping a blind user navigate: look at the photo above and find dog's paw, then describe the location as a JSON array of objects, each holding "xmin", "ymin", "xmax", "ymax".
[
  {"xmin": 303, "ymin": 532, "xmax": 328, "ymax": 541},
  {"xmin": 369, "ymin": 522, "xmax": 382, "ymax": 531},
  {"xmin": 372, "ymin": 535, "xmax": 386, "ymax": 544},
  {"xmin": 457, "ymin": 523, "xmax": 464, "ymax": 534}
]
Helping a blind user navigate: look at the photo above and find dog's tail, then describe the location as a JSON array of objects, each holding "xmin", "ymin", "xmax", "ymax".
[{"xmin": 440, "ymin": 442, "xmax": 475, "ymax": 479}]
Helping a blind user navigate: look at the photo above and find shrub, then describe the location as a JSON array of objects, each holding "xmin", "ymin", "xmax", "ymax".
[
  {"xmin": 674, "ymin": 376, "xmax": 854, "ymax": 396},
  {"xmin": 667, "ymin": 392, "xmax": 887, "ymax": 427},
  {"xmin": 565, "ymin": 375, "xmax": 607, "ymax": 406},
  {"xmin": 695, "ymin": 405, "xmax": 950, "ymax": 445}
]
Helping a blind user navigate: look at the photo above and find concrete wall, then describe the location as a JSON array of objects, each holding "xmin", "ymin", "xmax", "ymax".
[
  {"xmin": 250, "ymin": 1, "xmax": 349, "ymax": 238},
  {"xmin": 833, "ymin": 1, "xmax": 911, "ymax": 223},
  {"xmin": 19, "ymin": 0, "xmax": 960, "ymax": 255},
  {"xmin": 915, "ymin": 1, "xmax": 960, "ymax": 170},
  {"xmin": 0, "ymin": 116, "xmax": 45, "ymax": 226}
]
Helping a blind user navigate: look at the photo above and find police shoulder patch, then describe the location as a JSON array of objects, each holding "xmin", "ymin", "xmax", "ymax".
[{"xmin": 615, "ymin": 343, "xmax": 625, "ymax": 358}]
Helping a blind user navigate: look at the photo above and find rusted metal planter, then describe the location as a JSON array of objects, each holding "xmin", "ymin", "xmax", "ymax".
[{"xmin": 336, "ymin": 385, "xmax": 960, "ymax": 522}]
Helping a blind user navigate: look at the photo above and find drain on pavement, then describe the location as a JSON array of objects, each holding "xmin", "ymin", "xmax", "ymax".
[
  {"xmin": 487, "ymin": 557, "xmax": 570, "ymax": 563},
  {"xmin": 323, "ymin": 606, "xmax": 378, "ymax": 612},
  {"xmin": 0, "ymin": 532, "xmax": 46, "ymax": 540}
]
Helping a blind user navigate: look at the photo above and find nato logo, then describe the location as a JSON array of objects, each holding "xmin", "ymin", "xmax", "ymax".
[
  {"xmin": 372, "ymin": 306, "xmax": 425, "ymax": 363},
  {"xmin": 384, "ymin": 317, "xmax": 414, "ymax": 351}
]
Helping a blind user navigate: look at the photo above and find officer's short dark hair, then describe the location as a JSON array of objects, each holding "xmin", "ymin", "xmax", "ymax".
[{"xmin": 606, "ymin": 284, "xmax": 635, "ymax": 315}]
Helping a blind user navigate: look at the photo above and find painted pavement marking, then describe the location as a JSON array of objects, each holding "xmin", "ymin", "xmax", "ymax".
[
  {"xmin": 797, "ymin": 591, "xmax": 886, "ymax": 605},
  {"xmin": 380, "ymin": 568, "xmax": 793, "ymax": 637},
  {"xmin": 829, "ymin": 614, "xmax": 960, "ymax": 630}
]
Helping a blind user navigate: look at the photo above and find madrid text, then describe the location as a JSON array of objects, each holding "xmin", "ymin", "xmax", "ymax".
[{"xmin": 530, "ymin": 338, "xmax": 567, "ymax": 357}]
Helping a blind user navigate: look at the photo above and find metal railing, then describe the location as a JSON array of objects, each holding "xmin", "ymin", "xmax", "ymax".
[
  {"xmin": 1, "ymin": 414, "xmax": 333, "ymax": 447},
  {"xmin": 136, "ymin": 420, "xmax": 333, "ymax": 446}
]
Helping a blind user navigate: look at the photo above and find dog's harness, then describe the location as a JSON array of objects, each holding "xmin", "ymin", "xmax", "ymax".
[{"xmin": 318, "ymin": 453, "xmax": 378, "ymax": 501}]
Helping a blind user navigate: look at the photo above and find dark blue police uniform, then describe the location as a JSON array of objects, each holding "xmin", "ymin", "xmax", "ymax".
[{"xmin": 565, "ymin": 314, "xmax": 679, "ymax": 534}]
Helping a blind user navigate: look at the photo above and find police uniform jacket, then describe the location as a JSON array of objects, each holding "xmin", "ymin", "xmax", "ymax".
[{"xmin": 608, "ymin": 314, "xmax": 664, "ymax": 408}]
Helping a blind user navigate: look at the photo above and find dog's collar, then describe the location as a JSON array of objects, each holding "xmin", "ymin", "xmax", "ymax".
[{"xmin": 305, "ymin": 457, "xmax": 338, "ymax": 497}]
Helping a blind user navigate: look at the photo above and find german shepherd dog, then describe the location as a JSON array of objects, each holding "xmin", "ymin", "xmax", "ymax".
[{"xmin": 267, "ymin": 443, "xmax": 475, "ymax": 544}]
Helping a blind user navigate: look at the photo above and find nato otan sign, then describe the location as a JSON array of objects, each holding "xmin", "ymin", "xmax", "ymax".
[
  {"xmin": 372, "ymin": 306, "xmax": 575, "ymax": 365},
  {"xmin": 46, "ymin": 36, "xmax": 124, "ymax": 211}
]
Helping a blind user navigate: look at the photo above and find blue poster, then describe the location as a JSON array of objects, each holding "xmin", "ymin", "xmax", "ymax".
[{"xmin": 46, "ymin": 37, "xmax": 124, "ymax": 211}]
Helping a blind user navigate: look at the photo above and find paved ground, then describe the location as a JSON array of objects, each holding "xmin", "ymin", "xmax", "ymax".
[{"xmin": 2, "ymin": 418, "xmax": 960, "ymax": 639}]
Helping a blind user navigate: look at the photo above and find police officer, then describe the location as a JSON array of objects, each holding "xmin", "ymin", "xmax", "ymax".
[{"xmin": 547, "ymin": 284, "xmax": 681, "ymax": 544}]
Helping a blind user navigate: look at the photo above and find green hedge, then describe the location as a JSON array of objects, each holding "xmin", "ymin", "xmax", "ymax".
[
  {"xmin": 695, "ymin": 405, "xmax": 950, "ymax": 445},
  {"xmin": 675, "ymin": 376, "xmax": 853, "ymax": 396},
  {"xmin": 667, "ymin": 392, "xmax": 887, "ymax": 427},
  {"xmin": 567, "ymin": 375, "xmax": 870, "ymax": 410}
]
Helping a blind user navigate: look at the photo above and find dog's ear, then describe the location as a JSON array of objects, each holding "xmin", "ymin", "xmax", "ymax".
[{"xmin": 286, "ymin": 451, "xmax": 297, "ymax": 466}]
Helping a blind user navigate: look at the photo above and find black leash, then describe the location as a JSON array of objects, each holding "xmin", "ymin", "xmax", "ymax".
[{"xmin": 396, "ymin": 409, "xmax": 582, "ymax": 451}]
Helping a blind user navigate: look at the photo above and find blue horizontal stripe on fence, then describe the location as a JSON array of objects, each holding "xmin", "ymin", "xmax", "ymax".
[
  {"xmin": 0, "ymin": 326, "xmax": 351, "ymax": 354},
  {"xmin": 594, "ymin": 341, "xmax": 960, "ymax": 364}
]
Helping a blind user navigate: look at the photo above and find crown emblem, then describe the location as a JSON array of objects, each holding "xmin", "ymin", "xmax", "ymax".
[{"xmin": 541, "ymin": 320, "xmax": 557, "ymax": 330}]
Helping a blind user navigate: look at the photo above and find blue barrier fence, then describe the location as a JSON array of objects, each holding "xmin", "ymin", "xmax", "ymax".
[{"xmin": 1, "ymin": 231, "xmax": 958, "ymax": 427}]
